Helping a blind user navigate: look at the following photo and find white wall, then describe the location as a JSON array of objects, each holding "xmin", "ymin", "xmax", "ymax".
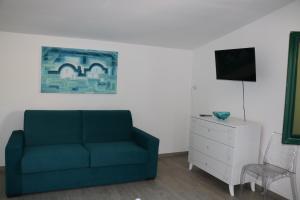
[
  {"xmin": 0, "ymin": 31, "xmax": 193, "ymax": 166},
  {"xmin": 192, "ymin": 1, "xmax": 300, "ymax": 199}
]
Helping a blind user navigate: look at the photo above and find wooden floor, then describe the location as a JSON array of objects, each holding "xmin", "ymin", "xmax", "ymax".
[{"xmin": 0, "ymin": 154, "xmax": 286, "ymax": 200}]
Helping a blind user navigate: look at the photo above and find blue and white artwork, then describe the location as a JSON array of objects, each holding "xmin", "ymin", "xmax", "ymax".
[{"xmin": 41, "ymin": 46, "xmax": 118, "ymax": 94}]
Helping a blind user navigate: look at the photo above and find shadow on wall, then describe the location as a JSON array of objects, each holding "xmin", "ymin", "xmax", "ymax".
[{"xmin": 0, "ymin": 111, "xmax": 24, "ymax": 166}]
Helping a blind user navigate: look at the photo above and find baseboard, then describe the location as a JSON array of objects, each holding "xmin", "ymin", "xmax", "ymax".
[{"xmin": 159, "ymin": 151, "xmax": 188, "ymax": 158}]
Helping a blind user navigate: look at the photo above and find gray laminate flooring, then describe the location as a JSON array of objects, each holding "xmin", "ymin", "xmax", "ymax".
[{"xmin": 0, "ymin": 154, "xmax": 286, "ymax": 200}]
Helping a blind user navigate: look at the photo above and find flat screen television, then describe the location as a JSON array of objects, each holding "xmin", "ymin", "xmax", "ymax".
[{"xmin": 215, "ymin": 47, "xmax": 256, "ymax": 82}]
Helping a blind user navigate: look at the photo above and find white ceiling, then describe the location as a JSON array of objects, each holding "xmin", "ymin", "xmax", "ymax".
[{"xmin": 0, "ymin": 0, "xmax": 294, "ymax": 49}]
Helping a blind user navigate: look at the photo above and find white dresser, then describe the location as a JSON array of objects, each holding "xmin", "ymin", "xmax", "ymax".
[{"xmin": 188, "ymin": 116, "xmax": 261, "ymax": 196}]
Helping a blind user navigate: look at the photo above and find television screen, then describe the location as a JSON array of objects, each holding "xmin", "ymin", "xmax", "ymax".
[{"xmin": 215, "ymin": 47, "xmax": 256, "ymax": 82}]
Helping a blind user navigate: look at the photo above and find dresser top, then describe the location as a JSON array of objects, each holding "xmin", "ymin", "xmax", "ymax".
[{"xmin": 192, "ymin": 116, "xmax": 260, "ymax": 128}]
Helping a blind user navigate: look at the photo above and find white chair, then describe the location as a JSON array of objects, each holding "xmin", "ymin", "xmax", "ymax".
[{"xmin": 240, "ymin": 132, "xmax": 299, "ymax": 200}]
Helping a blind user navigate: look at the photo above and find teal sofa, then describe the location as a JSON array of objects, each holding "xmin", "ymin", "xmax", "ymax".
[{"xmin": 5, "ymin": 110, "xmax": 159, "ymax": 197}]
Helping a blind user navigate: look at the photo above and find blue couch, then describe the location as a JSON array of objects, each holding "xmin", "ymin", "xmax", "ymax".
[{"xmin": 5, "ymin": 110, "xmax": 159, "ymax": 197}]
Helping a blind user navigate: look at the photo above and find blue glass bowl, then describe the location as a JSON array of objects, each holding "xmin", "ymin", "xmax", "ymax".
[{"xmin": 213, "ymin": 111, "xmax": 230, "ymax": 120}]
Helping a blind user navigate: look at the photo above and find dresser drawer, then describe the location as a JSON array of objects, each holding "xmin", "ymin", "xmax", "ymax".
[
  {"xmin": 190, "ymin": 133, "xmax": 234, "ymax": 165},
  {"xmin": 189, "ymin": 148, "xmax": 231, "ymax": 183},
  {"xmin": 190, "ymin": 118, "xmax": 236, "ymax": 147}
]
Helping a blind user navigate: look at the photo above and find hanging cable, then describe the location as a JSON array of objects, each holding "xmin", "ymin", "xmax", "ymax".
[{"xmin": 242, "ymin": 81, "xmax": 246, "ymax": 121}]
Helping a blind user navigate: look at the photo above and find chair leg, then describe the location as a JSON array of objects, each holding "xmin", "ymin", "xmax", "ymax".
[
  {"xmin": 262, "ymin": 178, "xmax": 271, "ymax": 200},
  {"xmin": 290, "ymin": 174, "xmax": 299, "ymax": 200},
  {"xmin": 239, "ymin": 167, "xmax": 247, "ymax": 198},
  {"xmin": 262, "ymin": 177, "xmax": 267, "ymax": 195}
]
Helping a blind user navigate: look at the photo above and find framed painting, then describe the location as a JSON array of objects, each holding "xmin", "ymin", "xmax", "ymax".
[
  {"xmin": 41, "ymin": 46, "xmax": 118, "ymax": 94},
  {"xmin": 282, "ymin": 32, "xmax": 300, "ymax": 144}
]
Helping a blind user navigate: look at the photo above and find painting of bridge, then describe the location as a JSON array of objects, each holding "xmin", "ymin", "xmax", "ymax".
[{"xmin": 41, "ymin": 46, "xmax": 118, "ymax": 94}]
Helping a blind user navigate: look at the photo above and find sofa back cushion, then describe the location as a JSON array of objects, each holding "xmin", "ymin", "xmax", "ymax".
[
  {"xmin": 24, "ymin": 110, "xmax": 82, "ymax": 146},
  {"xmin": 82, "ymin": 110, "xmax": 133, "ymax": 143}
]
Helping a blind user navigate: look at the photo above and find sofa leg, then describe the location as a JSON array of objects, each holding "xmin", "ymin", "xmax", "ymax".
[
  {"xmin": 6, "ymin": 192, "xmax": 22, "ymax": 198},
  {"xmin": 145, "ymin": 176, "xmax": 156, "ymax": 180}
]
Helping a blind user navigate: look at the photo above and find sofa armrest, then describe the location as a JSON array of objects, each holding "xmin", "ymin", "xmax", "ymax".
[
  {"xmin": 132, "ymin": 127, "xmax": 159, "ymax": 178},
  {"xmin": 5, "ymin": 130, "xmax": 24, "ymax": 197}
]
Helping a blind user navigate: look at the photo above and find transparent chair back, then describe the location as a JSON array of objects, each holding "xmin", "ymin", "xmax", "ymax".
[
  {"xmin": 264, "ymin": 132, "xmax": 298, "ymax": 173},
  {"xmin": 240, "ymin": 132, "xmax": 299, "ymax": 200}
]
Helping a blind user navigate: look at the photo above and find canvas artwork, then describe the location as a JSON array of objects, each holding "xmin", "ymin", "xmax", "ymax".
[{"xmin": 41, "ymin": 46, "xmax": 118, "ymax": 94}]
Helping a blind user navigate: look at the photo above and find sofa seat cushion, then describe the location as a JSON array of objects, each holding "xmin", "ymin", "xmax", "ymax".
[
  {"xmin": 21, "ymin": 144, "xmax": 89, "ymax": 174},
  {"xmin": 85, "ymin": 141, "xmax": 148, "ymax": 167}
]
